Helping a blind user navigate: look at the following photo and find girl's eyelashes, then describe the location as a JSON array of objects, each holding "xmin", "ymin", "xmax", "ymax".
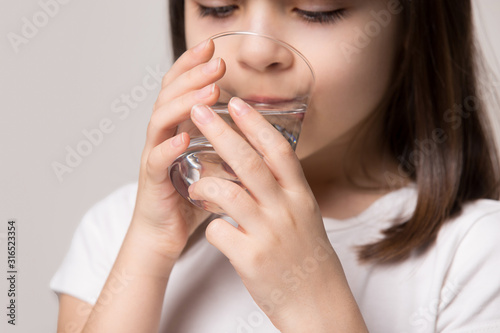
[
  {"xmin": 198, "ymin": 4, "xmax": 238, "ymax": 19},
  {"xmin": 293, "ymin": 8, "xmax": 347, "ymax": 24},
  {"xmin": 197, "ymin": 3, "xmax": 347, "ymax": 25},
  {"xmin": 198, "ymin": 4, "xmax": 346, "ymax": 24}
]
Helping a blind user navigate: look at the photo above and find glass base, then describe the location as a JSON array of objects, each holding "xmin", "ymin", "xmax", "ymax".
[{"xmin": 169, "ymin": 146, "xmax": 241, "ymax": 215}]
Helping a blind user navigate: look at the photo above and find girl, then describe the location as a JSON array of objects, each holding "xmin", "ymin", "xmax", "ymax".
[{"xmin": 51, "ymin": 0, "xmax": 500, "ymax": 332}]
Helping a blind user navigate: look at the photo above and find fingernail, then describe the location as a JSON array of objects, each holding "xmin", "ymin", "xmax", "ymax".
[
  {"xmin": 196, "ymin": 84, "xmax": 215, "ymax": 99},
  {"xmin": 230, "ymin": 97, "xmax": 251, "ymax": 116},
  {"xmin": 202, "ymin": 58, "xmax": 221, "ymax": 75},
  {"xmin": 193, "ymin": 39, "xmax": 209, "ymax": 54},
  {"xmin": 192, "ymin": 104, "xmax": 214, "ymax": 124},
  {"xmin": 171, "ymin": 133, "xmax": 184, "ymax": 147}
]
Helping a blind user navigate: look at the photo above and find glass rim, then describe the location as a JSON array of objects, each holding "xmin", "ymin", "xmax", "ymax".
[{"xmin": 209, "ymin": 31, "xmax": 316, "ymax": 83}]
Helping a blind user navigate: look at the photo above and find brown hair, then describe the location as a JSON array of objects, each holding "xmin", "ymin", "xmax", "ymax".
[
  {"xmin": 168, "ymin": 0, "xmax": 500, "ymax": 263},
  {"xmin": 169, "ymin": 0, "xmax": 186, "ymax": 60}
]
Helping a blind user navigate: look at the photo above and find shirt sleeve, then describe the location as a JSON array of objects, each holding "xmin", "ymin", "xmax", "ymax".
[
  {"xmin": 49, "ymin": 183, "xmax": 137, "ymax": 305},
  {"xmin": 437, "ymin": 207, "xmax": 500, "ymax": 332}
]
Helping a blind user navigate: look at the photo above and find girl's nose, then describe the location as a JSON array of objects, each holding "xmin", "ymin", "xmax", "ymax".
[{"xmin": 236, "ymin": 35, "xmax": 294, "ymax": 73}]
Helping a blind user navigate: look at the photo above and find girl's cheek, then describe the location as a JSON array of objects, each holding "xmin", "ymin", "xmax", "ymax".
[{"xmin": 295, "ymin": 10, "xmax": 404, "ymax": 156}]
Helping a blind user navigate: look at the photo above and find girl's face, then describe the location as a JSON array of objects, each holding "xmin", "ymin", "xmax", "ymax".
[{"xmin": 184, "ymin": 0, "xmax": 404, "ymax": 161}]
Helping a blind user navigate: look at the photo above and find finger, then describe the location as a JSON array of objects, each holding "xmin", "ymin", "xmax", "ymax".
[
  {"xmin": 228, "ymin": 98, "xmax": 307, "ymax": 192},
  {"xmin": 155, "ymin": 57, "xmax": 225, "ymax": 107},
  {"xmin": 188, "ymin": 177, "xmax": 261, "ymax": 233},
  {"xmin": 160, "ymin": 39, "xmax": 214, "ymax": 89},
  {"xmin": 190, "ymin": 104, "xmax": 282, "ymax": 204},
  {"xmin": 145, "ymin": 132, "xmax": 190, "ymax": 185},
  {"xmin": 147, "ymin": 51, "xmax": 226, "ymax": 156},
  {"xmin": 145, "ymin": 84, "xmax": 220, "ymax": 152},
  {"xmin": 143, "ymin": 39, "xmax": 214, "ymax": 160},
  {"xmin": 205, "ymin": 218, "xmax": 247, "ymax": 263}
]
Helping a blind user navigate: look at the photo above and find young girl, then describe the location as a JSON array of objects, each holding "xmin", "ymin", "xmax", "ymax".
[{"xmin": 51, "ymin": 0, "xmax": 500, "ymax": 332}]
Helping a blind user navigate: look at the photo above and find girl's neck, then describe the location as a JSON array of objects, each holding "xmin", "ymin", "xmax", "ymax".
[{"xmin": 300, "ymin": 139, "xmax": 404, "ymax": 220}]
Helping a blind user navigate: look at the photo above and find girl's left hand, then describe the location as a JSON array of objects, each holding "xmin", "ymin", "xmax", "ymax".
[{"xmin": 188, "ymin": 98, "xmax": 367, "ymax": 332}]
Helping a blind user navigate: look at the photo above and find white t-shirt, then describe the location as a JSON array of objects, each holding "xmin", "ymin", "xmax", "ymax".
[{"xmin": 50, "ymin": 182, "xmax": 500, "ymax": 332}]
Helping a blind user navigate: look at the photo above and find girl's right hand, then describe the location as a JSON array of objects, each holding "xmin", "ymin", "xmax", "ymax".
[{"xmin": 130, "ymin": 39, "xmax": 225, "ymax": 259}]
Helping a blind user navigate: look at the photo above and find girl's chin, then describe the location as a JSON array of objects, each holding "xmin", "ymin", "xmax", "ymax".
[
  {"xmin": 295, "ymin": 138, "xmax": 343, "ymax": 162},
  {"xmin": 295, "ymin": 142, "xmax": 320, "ymax": 161}
]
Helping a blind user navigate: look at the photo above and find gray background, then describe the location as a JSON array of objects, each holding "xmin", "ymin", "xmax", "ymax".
[{"xmin": 0, "ymin": 1, "xmax": 499, "ymax": 332}]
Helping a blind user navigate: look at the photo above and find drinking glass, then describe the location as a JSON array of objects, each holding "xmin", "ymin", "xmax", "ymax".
[{"xmin": 169, "ymin": 31, "xmax": 315, "ymax": 215}]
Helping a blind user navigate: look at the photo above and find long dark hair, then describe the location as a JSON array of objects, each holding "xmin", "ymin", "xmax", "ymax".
[
  {"xmin": 170, "ymin": 0, "xmax": 186, "ymax": 60},
  {"xmin": 168, "ymin": 0, "xmax": 500, "ymax": 263}
]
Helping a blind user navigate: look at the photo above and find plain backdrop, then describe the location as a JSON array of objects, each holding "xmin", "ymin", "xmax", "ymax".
[{"xmin": 0, "ymin": 1, "xmax": 499, "ymax": 332}]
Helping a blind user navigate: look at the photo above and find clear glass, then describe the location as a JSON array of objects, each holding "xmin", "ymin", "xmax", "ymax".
[{"xmin": 169, "ymin": 31, "xmax": 315, "ymax": 215}]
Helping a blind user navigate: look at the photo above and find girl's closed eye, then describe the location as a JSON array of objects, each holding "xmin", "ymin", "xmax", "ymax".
[
  {"xmin": 198, "ymin": 4, "xmax": 239, "ymax": 19},
  {"xmin": 197, "ymin": 2, "xmax": 347, "ymax": 25},
  {"xmin": 293, "ymin": 8, "xmax": 348, "ymax": 24}
]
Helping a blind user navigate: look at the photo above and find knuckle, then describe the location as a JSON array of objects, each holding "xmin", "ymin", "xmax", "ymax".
[
  {"xmin": 225, "ymin": 159, "xmax": 243, "ymax": 175},
  {"xmin": 210, "ymin": 124, "xmax": 227, "ymax": 141},
  {"xmin": 242, "ymin": 156, "xmax": 265, "ymax": 175},
  {"xmin": 223, "ymin": 182, "xmax": 243, "ymax": 202},
  {"xmin": 148, "ymin": 112, "xmax": 165, "ymax": 135},
  {"xmin": 206, "ymin": 218, "xmax": 223, "ymax": 239},
  {"xmin": 275, "ymin": 139, "xmax": 295, "ymax": 157},
  {"xmin": 146, "ymin": 119, "xmax": 158, "ymax": 138},
  {"xmin": 269, "ymin": 139, "xmax": 295, "ymax": 161},
  {"xmin": 184, "ymin": 67, "xmax": 196, "ymax": 85},
  {"xmin": 288, "ymin": 191, "xmax": 318, "ymax": 216},
  {"xmin": 236, "ymin": 140, "xmax": 254, "ymax": 156},
  {"xmin": 154, "ymin": 90, "xmax": 169, "ymax": 109},
  {"xmin": 140, "ymin": 146, "xmax": 150, "ymax": 166},
  {"xmin": 180, "ymin": 93, "xmax": 194, "ymax": 111},
  {"xmin": 145, "ymin": 152, "xmax": 158, "ymax": 175},
  {"xmin": 302, "ymin": 196, "xmax": 318, "ymax": 214},
  {"xmin": 145, "ymin": 145, "xmax": 169, "ymax": 175},
  {"xmin": 247, "ymin": 247, "xmax": 269, "ymax": 271},
  {"xmin": 159, "ymin": 140, "xmax": 171, "ymax": 159},
  {"xmin": 161, "ymin": 73, "xmax": 171, "ymax": 88},
  {"xmin": 149, "ymin": 111, "xmax": 160, "ymax": 127}
]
